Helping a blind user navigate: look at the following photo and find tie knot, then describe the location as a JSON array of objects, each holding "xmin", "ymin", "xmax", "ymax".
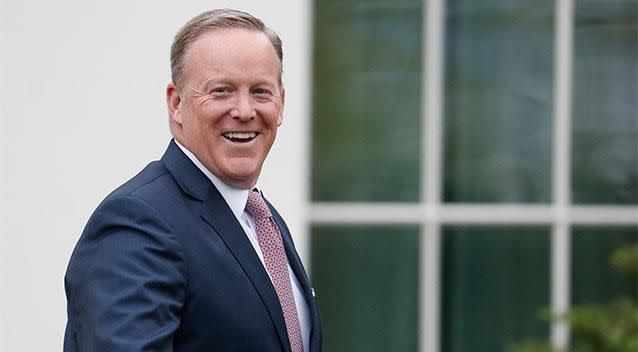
[{"xmin": 245, "ymin": 190, "xmax": 272, "ymax": 220}]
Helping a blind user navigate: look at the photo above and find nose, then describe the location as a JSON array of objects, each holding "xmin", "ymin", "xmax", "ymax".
[{"xmin": 230, "ymin": 91, "xmax": 256, "ymax": 121}]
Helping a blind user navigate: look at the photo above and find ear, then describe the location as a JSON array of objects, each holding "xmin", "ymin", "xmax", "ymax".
[
  {"xmin": 166, "ymin": 82, "xmax": 183, "ymax": 127},
  {"xmin": 277, "ymin": 88, "xmax": 285, "ymax": 126}
]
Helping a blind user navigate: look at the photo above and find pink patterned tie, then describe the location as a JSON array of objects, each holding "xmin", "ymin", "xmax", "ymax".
[{"xmin": 245, "ymin": 190, "xmax": 304, "ymax": 352}]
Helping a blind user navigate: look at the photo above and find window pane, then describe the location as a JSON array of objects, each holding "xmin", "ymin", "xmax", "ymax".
[
  {"xmin": 571, "ymin": 0, "xmax": 638, "ymax": 204},
  {"xmin": 572, "ymin": 227, "xmax": 638, "ymax": 305},
  {"xmin": 443, "ymin": 1, "xmax": 554, "ymax": 203},
  {"xmin": 311, "ymin": 226, "xmax": 419, "ymax": 352},
  {"xmin": 442, "ymin": 227, "xmax": 550, "ymax": 352},
  {"xmin": 311, "ymin": 0, "xmax": 422, "ymax": 202}
]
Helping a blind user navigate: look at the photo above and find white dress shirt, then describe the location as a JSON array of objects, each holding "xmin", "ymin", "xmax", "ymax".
[{"xmin": 175, "ymin": 141, "xmax": 310, "ymax": 351}]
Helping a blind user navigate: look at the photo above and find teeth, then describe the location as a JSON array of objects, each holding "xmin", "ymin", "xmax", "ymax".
[{"xmin": 224, "ymin": 132, "xmax": 257, "ymax": 140}]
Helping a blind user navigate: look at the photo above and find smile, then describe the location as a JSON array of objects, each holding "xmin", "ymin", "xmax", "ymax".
[{"xmin": 223, "ymin": 131, "xmax": 258, "ymax": 143}]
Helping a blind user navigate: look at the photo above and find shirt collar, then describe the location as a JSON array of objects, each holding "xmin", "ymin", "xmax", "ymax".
[{"xmin": 175, "ymin": 140, "xmax": 250, "ymax": 219}]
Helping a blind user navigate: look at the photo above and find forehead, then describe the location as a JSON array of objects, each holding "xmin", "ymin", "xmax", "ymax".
[{"xmin": 182, "ymin": 28, "xmax": 282, "ymax": 85}]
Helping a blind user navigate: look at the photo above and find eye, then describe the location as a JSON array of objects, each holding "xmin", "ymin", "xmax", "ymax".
[
  {"xmin": 209, "ymin": 86, "xmax": 232, "ymax": 95},
  {"xmin": 252, "ymin": 88, "xmax": 276, "ymax": 102},
  {"xmin": 252, "ymin": 88, "xmax": 272, "ymax": 96}
]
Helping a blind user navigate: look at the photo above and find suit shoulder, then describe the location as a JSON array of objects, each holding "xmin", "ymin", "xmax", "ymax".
[
  {"xmin": 105, "ymin": 160, "xmax": 176, "ymax": 203},
  {"xmin": 79, "ymin": 160, "xmax": 182, "ymax": 231}
]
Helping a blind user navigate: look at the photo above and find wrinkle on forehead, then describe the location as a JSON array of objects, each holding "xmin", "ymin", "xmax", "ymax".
[{"xmin": 181, "ymin": 28, "xmax": 282, "ymax": 89}]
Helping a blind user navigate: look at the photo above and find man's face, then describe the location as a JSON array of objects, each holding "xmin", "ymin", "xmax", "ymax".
[{"xmin": 167, "ymin": 28, "xmax": 284, "ymax": 189}]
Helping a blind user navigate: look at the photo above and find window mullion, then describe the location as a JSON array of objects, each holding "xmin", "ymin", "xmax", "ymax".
[
  {"xmin": 421, "ymin": 0, "xmax": 446, "ymax": 351},
  {"xmin": 552, "ymin": 0, "xmax": 575, "ymax": 348}
]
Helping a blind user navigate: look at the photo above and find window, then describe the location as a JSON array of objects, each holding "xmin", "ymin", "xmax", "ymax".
[{"xmin": 310, "ymin": 0, "xmax": 638, "ymax": 351}]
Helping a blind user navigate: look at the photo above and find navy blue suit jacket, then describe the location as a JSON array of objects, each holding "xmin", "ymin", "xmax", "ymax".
[{"xmin": 64, "ymin": 140, "xmax": 322, "ymax": 352}]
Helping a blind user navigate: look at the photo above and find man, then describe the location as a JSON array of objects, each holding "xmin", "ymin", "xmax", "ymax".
[{"xmin": 64, "ymin": 9, "xmax": 321, "ymax": 352}]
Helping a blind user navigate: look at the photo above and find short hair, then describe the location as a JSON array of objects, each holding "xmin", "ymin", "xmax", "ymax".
[{"xmin": 170, "ymin": 9, "xmax": 283, "ymax": 89}]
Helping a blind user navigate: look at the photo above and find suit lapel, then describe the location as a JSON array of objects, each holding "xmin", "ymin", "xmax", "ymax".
[
  {"xmin": 270, "ymin": 206, "xmax": 322, "ymax": 352},
  {"xmin": 162, "ymin": 141, "xmax": 291, "ymax": 352},
  {"xmin": 272, "ymin": 213, "xmax": 314, "ymax": 304},
  {"xmin": 200, "ymin": 188, "xmax": 291, "ymax": 352}
]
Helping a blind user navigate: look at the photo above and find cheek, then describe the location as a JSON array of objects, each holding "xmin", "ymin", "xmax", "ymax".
[
  {"xmin": 259, "ymin": 105, "xmax": 282, "ymax": 125},
  {"xmin": 194, "ymin": 107, "xmax": 224, "ymax": 130}
]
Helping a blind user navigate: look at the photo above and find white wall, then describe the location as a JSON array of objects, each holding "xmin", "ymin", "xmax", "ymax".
[
  {"xmin": 1, "ymin": 0, "xmax": 8, "ymax": 348},
  {"xmin": 0, "ymin": 1, "xmax": 310, "ymax": 350}
]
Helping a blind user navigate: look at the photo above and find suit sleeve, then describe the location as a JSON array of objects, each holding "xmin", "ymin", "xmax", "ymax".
[{"xmin": 65, "ymin": 195, "xmax": 187, "ymax": 352}]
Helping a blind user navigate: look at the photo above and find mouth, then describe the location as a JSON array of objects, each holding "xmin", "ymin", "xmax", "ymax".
[{"xmin": 223, "ymin": 131, "xmax": 258, "ymax": 143}]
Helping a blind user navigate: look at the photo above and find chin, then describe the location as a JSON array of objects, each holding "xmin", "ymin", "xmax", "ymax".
[{"xmin": 223, "ymin": 164, "xmax": 262, "ymax": 188}]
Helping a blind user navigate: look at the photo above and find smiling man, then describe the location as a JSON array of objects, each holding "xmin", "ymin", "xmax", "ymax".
[{"xmin": 64, "ymin": 9, "xmax": 321, "ymax": 352}]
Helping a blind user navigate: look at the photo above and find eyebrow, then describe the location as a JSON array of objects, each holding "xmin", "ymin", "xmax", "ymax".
[{"xmin": 202, "ymin": 78, "xmax": 278, "ymax": 90}]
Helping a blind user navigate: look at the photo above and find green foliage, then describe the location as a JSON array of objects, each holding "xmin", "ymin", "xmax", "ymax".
[
  {"xmin": 508, "ymin": 244, "xmax": 638, "ymax": 352},
  {"xmin": 566, "ymin": 299, "xmax": 638, "ymax": 352},
  {"xmin": 612, "ymin": 245, "xmax": 638, "ymax": 278}
]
